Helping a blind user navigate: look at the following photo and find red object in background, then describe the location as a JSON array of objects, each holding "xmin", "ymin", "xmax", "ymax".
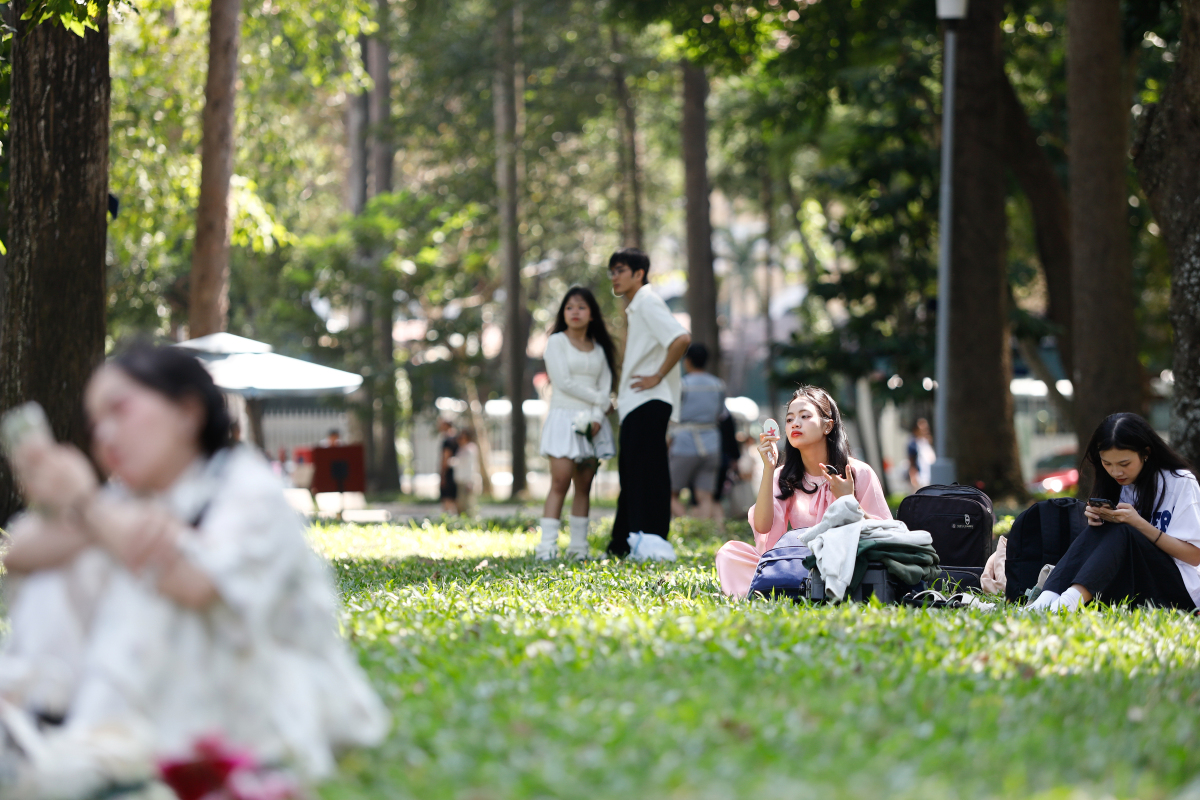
[
  {"xmin": 311, "ymin": 444, "xmax": 366, "ymax": 494},
  {"xmin": 293, "ymin": 446, "xmax": 313, "ymax": 465}
]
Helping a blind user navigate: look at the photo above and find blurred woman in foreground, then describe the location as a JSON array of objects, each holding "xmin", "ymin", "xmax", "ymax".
[{"xmin": 0, "ymin": 345, "xmax": 387, "ymax": 798}]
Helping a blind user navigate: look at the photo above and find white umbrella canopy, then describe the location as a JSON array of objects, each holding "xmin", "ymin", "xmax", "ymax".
[
  {"xmin": 175, "ymin": 336, "xmax": 362, "ymax": 398},
  {"xmin": 176, "ymin": 332, "xmax": 274, "ymax": 355},
  {"xmin": 202, "ymin": 352, "xmax": 362, "ymax": 399}
]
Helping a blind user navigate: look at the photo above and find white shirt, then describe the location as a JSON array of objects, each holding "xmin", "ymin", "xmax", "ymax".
[
  {"xmin": 543, "ymin": 331, "xmax": 612, "ymax": 422},
  {"xmin": 1120, "ymin": 469, "xmax": 1200, "ymax": 605},
  {"xmin": 616, "ymin": 286, "xmax": 688, "ymax": 423}
]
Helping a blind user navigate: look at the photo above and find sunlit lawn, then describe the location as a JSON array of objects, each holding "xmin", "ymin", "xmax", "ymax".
[{"xmin": 314, "ymin": 516, "xmax": 1200, "ymax": 800}]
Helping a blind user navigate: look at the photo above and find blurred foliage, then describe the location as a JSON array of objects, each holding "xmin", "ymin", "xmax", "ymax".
[{"xmin": 0, "ymin": 0, "xmax": 1189, "ymax": 457}]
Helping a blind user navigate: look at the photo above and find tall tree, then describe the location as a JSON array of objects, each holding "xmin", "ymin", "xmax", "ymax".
[
  {"xmin": 367, "ymin": 4, "xmax": 400, "ymax": 491},
  {"xmin": 946, "ymin": 0, "xmax": 1025, "ymax": 498},
  {"xmin": 610, "ymin": 28, "xmax": 643, "ymax": 249},
  {"xmin": 681, "ymin": 59, "xmax": 718, "ymax": 374},
  {"xmin": 999, "ymin": 72, "xmax": 1074, "ymax": 384},
  {"xmin": 1067, "ymin": 0, "xmax": 1144, "ymax": 441},
  {"xmin": 0, "ymin": 5, "xmax": 110, "ymax": 524},
  {"xmin": 189, "ymin": 0, "xmax": 241, "ymax": 338},
  {"xmin": 1134, "ymin": 0, "xmax": 1200, "ymax": 463},
  {"xmin": 495, "ymin": 0, "xmax": 526, "ymax": 497}
]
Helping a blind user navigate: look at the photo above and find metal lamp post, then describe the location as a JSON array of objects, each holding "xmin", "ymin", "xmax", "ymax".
[{"xmin": 931, "ymin": 0, "xmax": 968, "ymax": 486}]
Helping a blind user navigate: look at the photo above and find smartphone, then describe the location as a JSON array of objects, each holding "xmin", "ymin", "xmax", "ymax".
[
  {"xmin": 824, "ymin": 464, "xmax": 841, "ymax": 478},
  {"xmin": 761, "ymin": 418, "xmax": 779, "ymax": 465},
  {"xmin": 0, "ymin": 402, "xmax": 53, "ymax": 460},
  {"xmin": 1087, "ymin": 498, "xmax": 1114, "ymax": 510}
]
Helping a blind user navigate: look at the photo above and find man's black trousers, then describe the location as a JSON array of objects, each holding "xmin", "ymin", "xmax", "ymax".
[
  {"xmin": 1043, "ymin": 521, "xmax": 1195, "ymax": 610},
  {"xmin": 608, "ymin": 400, "xmax": 672, "ymax": 556}
]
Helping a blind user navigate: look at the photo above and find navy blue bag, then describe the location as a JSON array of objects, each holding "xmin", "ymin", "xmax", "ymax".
[{"xmin": 747, "ymin": 529, "xmax": 812, "ymax": 601}]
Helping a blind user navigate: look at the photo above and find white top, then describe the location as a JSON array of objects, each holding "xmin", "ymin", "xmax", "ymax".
[
  {"xmin": 123, "ymin": 446, "xmax": 388, "ymax": 775},
  {"xmin": 616, "ymin": 287, "xmax": 689, "ymax": 423},
  {"xmin": 1121, "ymin": 468, "xmax": 1200, "ymax": 605},
  {"xmin": 544, "ymin": 331, "xmax": 612, "ymax": 423}
]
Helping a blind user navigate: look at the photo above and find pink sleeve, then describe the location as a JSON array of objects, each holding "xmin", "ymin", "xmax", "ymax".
[
  {"xmin": 747, "ymin": 467, "xmax": 793, "ymax": 553},
  {"xmin": 853, "ymin": 462, "xmax": 893, "ymax": 520}
]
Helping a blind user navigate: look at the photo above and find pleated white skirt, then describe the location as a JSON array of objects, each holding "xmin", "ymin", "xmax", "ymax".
[{"xmin": 539, "ymin": 408, "xmax": 616, "ymax": 461}]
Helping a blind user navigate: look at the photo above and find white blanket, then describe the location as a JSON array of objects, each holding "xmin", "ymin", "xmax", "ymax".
[{"xmin": 799, "ymin": 496, "xmax": 932, "ymax": 601}]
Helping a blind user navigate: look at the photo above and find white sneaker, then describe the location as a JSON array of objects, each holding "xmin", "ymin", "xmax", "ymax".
[{"xmin": 627, "ymin": 532, "xmax": 677, "ymax": 562}]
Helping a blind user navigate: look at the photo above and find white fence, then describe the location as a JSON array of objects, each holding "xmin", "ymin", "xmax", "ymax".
[{"xmin": 261, "ymin": 409, "xmax": 350, "ymax": 457}]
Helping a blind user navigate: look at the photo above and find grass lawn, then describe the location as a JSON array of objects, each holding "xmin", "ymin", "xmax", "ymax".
[{"xmin": 313, "ymin": 517, "xmax": 1200, "ymax": 800}]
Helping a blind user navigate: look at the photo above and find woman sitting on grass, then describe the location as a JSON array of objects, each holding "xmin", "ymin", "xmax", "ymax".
[
  {"xmin": 1030, "ymin": 412, "xmax": 1200, "ymax": 612},
  {"xmin": 715, "ymin": 385, "xmax": 890, "ymax": 597},
  {"xmin": 0, "ymin": 345, "xmax": 388, "ymax": 798}
]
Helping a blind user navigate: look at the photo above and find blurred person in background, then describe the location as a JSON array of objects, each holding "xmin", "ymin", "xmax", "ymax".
[
  {"xmin": 454, "ymin": 427, "xmax": 481, "ymax": 518},
  {"xmin": 0, "ymin": 344, "xmax": 387, "ymax": 798},
  {"xmin": 438, "ymin": 417, "xmax": 459, "ymax": 513},
  {"xmin": 605, "ymin": 248, "xmax": 690, "ymax": 559},
  {"xmin": 907, "ymin": 418, "xmax": 935, "ymax": 490},
  {"xmin": 669, "ymin": 343, "xmax": 725, "ymax": 525},
  {"xmin": 535, "ymin": 286, "xmax": 617, "ymax": 560}
]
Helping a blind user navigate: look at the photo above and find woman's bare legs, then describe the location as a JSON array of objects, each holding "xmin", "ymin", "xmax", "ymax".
[
  {"xmin": 570, "ymin": 463, "xmax": 596, "ymax": 518},
  {"xmin": 542, "ymin": 457, "xmax": 576, "ymax": 520}
]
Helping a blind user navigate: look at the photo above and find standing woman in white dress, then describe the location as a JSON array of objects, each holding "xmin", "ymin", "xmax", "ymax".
[{"xmin": 535, "ymin": 286, "xmax": 617, "ymax": 560}]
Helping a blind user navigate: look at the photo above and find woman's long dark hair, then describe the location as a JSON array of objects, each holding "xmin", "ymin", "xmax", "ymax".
[
  {"xmin": 551, "ymin": 286, "xmax": 617, "ymax": 386},
  {"xmin": 1085, "ymin": 412, "xmax": 1193, "ymax": 521},
  {"xmin": 111, "ymin": 343, "xmax": 234, "ymax": 456},
  {"xmin": 777, "ymin": 385, "xmax": 852, "ymax": 500}
]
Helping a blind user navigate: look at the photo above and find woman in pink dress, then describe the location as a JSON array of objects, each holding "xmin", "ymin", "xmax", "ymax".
[{"xmin": 715, "ymin": 385, "xmax": 892, "ymax": 597}]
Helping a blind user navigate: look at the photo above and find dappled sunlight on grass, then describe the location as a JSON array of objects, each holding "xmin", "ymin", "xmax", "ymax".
[{"xmin": 313, "ymin": 518, "xmax": 1200, "ymax": 800}]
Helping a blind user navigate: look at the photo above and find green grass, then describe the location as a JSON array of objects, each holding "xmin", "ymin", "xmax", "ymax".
[{"xmin": 314, "ymin": 517, "xmax": 1200, "ymax": 800}]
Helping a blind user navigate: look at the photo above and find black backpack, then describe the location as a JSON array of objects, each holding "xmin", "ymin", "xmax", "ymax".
[
  {"xmin": 1003, "ymin": 498, "xmax": 1087, "ymax": 602},
  {"xmin": 897, "ymin": 484, "xmax": 994, "ymax": 568}
]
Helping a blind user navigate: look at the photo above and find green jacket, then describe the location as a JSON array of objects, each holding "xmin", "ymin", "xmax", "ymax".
[{"xmin": 804, "ymin": 540, "xmax": 941, "ymax": 589}]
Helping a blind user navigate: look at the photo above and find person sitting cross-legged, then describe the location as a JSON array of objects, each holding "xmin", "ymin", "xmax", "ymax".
[{"xmin": 715, "ymin": 385, "xmax": 891, "ymax": 598}]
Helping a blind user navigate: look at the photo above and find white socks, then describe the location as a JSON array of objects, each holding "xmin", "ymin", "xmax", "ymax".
[
  {"xmin": 1056, "ymin": 586, "xmax": 1084, "ymax": 611},
  {"xmin": 566, "ymin": 516, "xmax": 590, "ymax": 560},
  {"xmin": 535, "ymin": 518, "xmax": 560, "ymax": 561},
  {"xmin": 1027, "ymin": 587, "xmax": 1086, "ymax": 612},
  {"xmin": 1028, "ymin": 590, "xmax": 1059, "ymax": 610}
]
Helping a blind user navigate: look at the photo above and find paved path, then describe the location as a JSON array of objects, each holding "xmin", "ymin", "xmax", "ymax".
[{"xmin": 378, "ymin": 501, "xmax": 616, "ymax": 525}]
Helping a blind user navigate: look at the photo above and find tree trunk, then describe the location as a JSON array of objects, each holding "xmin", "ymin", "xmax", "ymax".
[
  {"xmin": 760, "ymin": 167, "xmax": 775, "ymax": 403},
  {"xmin": 946, "ymin": 0, "xmax": 1026, "ymax": 499},
  {"xmin": 999, "ymin": 71, "xmax": 1075, "ymax": 384},
  {"xmin": 0, "ymin": 7, "xmax": 109, "ymax": 525},
  {"xmin": 346, "ymin": 40, "xmax": 368, "ymax": 217},
  {"xmin": 1067, "ymin": 0, "xmax": 1144, "ymax": 443},
  {"xmin": 496, "ymin": 0, "xmax": 526, "ymax": 497},
  {"xmin": 611, "ymin": 28, "xmax": 643, "ymax": 249},
  {"xmin": 367, "ymin": 13, "xmax": 400, "ymax": 492},
  {"xmin": 189, "ymin": 0, "xmax": 241, "ymax": 339},
  {"xmin": 1133, "ymin": 0, "xmax": 1200, "ymax": 464},
  {"xmin": 681, "ymin": 59, "xmax": 718, "ymax": 375}
]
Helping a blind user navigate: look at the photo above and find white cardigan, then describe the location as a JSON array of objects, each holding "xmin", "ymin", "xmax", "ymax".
[{"xmin": 544, "ymin": 331, "xmax": 613, "ymax": 423}]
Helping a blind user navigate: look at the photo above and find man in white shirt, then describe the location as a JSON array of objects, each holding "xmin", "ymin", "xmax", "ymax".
[{"xmin": 606, "ymin": 248, "xmax": 691, "ymax": 557}]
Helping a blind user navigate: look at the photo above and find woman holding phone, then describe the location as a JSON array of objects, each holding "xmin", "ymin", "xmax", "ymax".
[
  {"xmin": 1030, "ymin": 412, "xmax": 1200, "ymax": 611},
  {"xmin": 0, "ymin": 345, "xmax": 387, "ymax": 797},
  {"xmin": 714, "ymin": 385, "xmax": 890, "ymax": 597}
]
